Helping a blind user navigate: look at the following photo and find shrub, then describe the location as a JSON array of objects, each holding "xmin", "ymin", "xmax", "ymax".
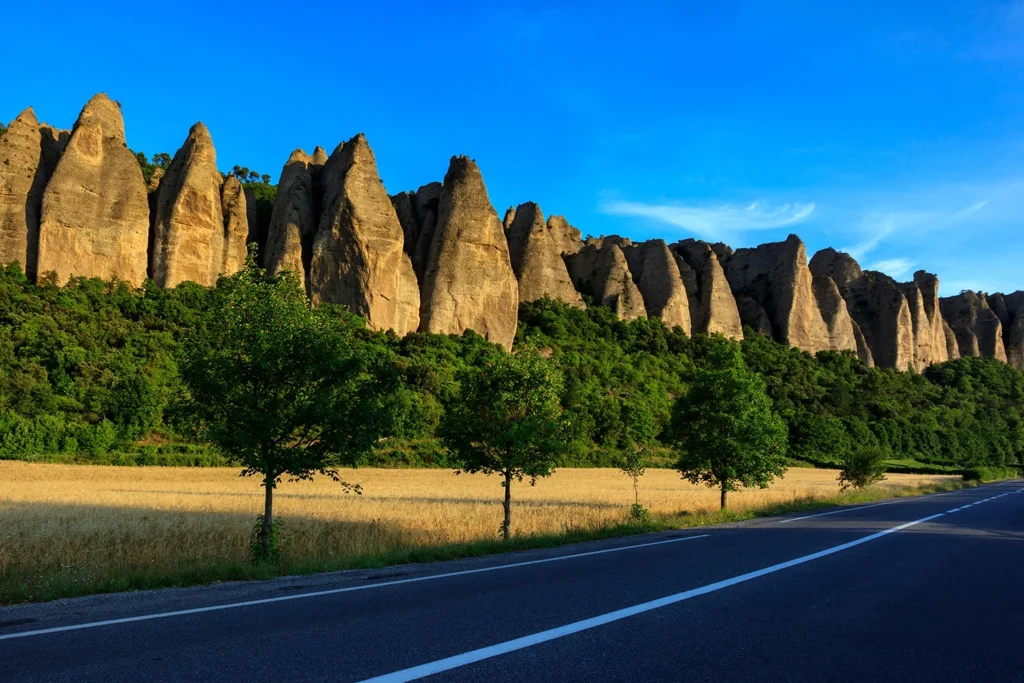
[{"xmin": 838, "ymin": 446, "xmax": 888, "ymax": 490}]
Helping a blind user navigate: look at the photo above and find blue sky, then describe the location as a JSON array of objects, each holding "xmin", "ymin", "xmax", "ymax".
[{"xmin": 3, "ymin": 1, "xmax": 1024, "ymax": 293}]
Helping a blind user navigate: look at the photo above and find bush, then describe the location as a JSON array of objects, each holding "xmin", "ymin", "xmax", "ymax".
[
  {"xmin": 962, "ymin": 466, "xmax": 1018, "ymax": 482},
  {"xmin": 838, "ymin": 446, "xmax": 888, "ymax": 490}
]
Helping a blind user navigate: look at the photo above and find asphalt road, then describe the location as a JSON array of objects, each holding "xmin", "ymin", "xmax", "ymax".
[{"xmin": 2, "ymin": 481, "xmax": 1023, "ymax": 682}]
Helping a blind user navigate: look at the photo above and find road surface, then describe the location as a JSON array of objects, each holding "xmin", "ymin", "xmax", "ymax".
[{"xmin": 2, "ymin": 481, "xmax": 1023, "ymax": 682}]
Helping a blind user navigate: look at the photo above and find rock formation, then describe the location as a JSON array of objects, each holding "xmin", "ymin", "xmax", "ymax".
[
  {"xmin": 566, "ymin": 237, "xmax": 646, "ymax": 321},
  {"xmin": 419, "ymin": 156, "xmax": 518, "ymax": 349},
  {"xmin": 988, "ymin": 292, "xmax": 1024, "ymax": 370},
  {"xmin": 505, "ymin": 202, "xmax": 584, "ymax": 308},
  {"xmin": 671, "ymin": 239, "xmax": 742, "ymax": 339},
  {"xmin": 391, "ymin": 182, "xmax": 442, "ymax": 283},
  {"xmin": 897, "ymin": 272, "xmax": 949, "ymax": 371},
  {"xmin": 0, "ymin": 108, "xmax": 67, "ymax": 279},
  {"xmin": 812, "ymin": 274, "xmax": 869, "ymax": 365},
  {"xmin": 545, "ymin": 215, "xmax": 584, "ymax": 258},
  {"xmin": 940, "ymin": 291, "xmax": 1007, "ymax": 362},
  {"xmin": 264, "ymin": 148, "xmax": 323, "ymax": 293},
  {"xmin": 810, "ymin": 249, "xmax": 915, "ymax": 370},
  {"xmin": 220, "ymin": 174, "xmax": 249, "ymax": 275},
  {"xmin": 623, "ymin": 239, "xmax": 690, "ymax": 331},
  {"xmin": 503, "ymin": 206, "xmax": 516, "ymax": 232},
  {"xmin": 308, "ymin": 134, "xmax": 419, "ymax": 335},
  {"xmin": 721, "ymin": 235, "xmax": 847, "ymax": 354},
  {"xmin": 37, "ymin": 94, "xmax": 149, "ymax": 286},
  {"xmin": 150, "ymin": 122, "xmax": 227, "ymax": 288}
]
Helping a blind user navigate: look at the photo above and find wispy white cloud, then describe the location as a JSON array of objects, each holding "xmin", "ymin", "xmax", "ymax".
[
  {"xmin": 868, "ymin": 258, "xmax": 915, "ymax": 279},
  {"xmin": 599, "ymin": 199, "xmax": 815, "ymax": 241}
]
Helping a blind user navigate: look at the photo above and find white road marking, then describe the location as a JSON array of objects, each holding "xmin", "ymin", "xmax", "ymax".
[
  {"xmin": 946, "ymin": 509, "xmax": 960, "ymax": 513},
  {"xmin": 777, "ymin": 499, "xmax": 901, "ymax": 524},
  {"xmin": 0, "ymin": 534, "xmax": 709, "ymax": 641},
  {"xmin": 359, "ymin": 512, "xmax": 948, "ymax": 683}
]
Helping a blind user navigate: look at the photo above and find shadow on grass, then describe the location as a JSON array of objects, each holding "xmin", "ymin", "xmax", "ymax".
[{"xmin": 0, "ymin": 478, "xmax": 980, "ymax": 605}]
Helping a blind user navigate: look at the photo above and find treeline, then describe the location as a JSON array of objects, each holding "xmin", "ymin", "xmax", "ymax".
[{"xmin": 0, "ymin": 261, "xmax": 1022, "ymax": 472}]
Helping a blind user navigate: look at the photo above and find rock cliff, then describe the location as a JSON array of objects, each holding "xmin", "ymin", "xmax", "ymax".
[
  {"xmin": 988, "ymin": 291, "xmax": 1024, "ymax": 370},
  {"xmin": 220, "ymin": 174, "xmax": 249, "ymax": 275},
  {"xmin": 940, "ymin": 291, "xmax": 1007, "ymax": 362},
  {"xmin": 419, "ymin": 156, "xmax": 518, "ymax": 350},
  {"xmin": 264, "ymin": 148, "xmax": 322, "ymax": 293},
  {"xmin": 671, "ymin": 239, "xmax": 742, "ymax": 339},
  {"xmin": 721, "ymin": 235, "xmax": 848, "ymax": 354},
  {"xmin": 566, "ymin": 237, "xmax": 646, "ymax": 321},
  {"xmin": 0, "ymin": 108, "xmax": 66, "ymax": 279},
  {"xmin": 505, "ymin": 202, "xmax": 584, "ymax": 308},
  {"xmin": 150, "ymin": 123, "xmax": 226, "ymax": 288},
  {"xmin": 37, "ymin": 94, "xmax": 149, "ymax": 286},
  {"xmin": 622, "ymin": 239, "xmax": 691, "ymax": 331},
  {"xmin": 309, "ymin": 134, "xmax": 419, "ymax": 335}
]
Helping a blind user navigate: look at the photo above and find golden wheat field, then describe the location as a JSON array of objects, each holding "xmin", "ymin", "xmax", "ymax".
[{"xmin": 0, "ymin": 460, "xmax": 957, "ymax": 601}]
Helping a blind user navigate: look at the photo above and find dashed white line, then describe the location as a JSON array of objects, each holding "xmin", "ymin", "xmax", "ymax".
[
  {"xmin": 358, "ymin": 512, "xmax": 947, "ymax": 683},
  {"xmin": 778, "ymin": 499, "xmax": 901, "ymax": 524},
  {"xmin": 0, "ymin": 533, "xmax": 709, "ymax": 641}
]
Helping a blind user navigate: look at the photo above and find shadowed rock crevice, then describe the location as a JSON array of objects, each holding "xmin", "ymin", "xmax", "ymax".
[{"xmin": 566, "ymin": 237, "xmax": 646, "ymax": 321}]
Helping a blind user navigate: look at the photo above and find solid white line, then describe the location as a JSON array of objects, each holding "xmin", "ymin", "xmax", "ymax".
[
  {"xmin": 359, "ymin": 512, "xmax": 947, "ymax": 683},
  {"xmin": 0, "ymin": 534, "xmax": 709, "ymax": 642},
  {"xmin": 777, "ymin": 499, "xmax": 901, "ymax": 524}
]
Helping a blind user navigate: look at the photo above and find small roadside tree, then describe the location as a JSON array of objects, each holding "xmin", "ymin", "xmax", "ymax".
[
  {"xmin": 441, "ymin": 348, "xmax": 568, "ymax": 541},
  {"xmin": 669, "ymin": 338, "xmax": 788, "ymax": 510},
  {"xmin": 177, "ymin": 255, "xmax": 392, "ymax": 561},
  {"xmin": 618, "ymin": 397, "xmax": 655, "ymax": 521},
  {"xmin": 838, "ymin": 445, "xmax": 888, "ymax": 491}
]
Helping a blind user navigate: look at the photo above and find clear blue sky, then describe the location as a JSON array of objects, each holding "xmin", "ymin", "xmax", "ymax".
[{"xmin": 3, "ymin": 1, "xmax": 1023, "ymax": 293}]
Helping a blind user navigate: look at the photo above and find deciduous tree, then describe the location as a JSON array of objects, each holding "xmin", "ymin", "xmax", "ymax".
[
  {"xmin": 441, "ymin": 348, "xmax": 568, "ymax": 540},
  {"xmin": 669, "ymin": 338, "xmax": 788, "ymax": 509}
]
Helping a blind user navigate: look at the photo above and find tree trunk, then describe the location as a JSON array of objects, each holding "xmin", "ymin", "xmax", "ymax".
[
  {"xmin": 261, "ymin": 474, "xmax": 274, "ymax": 556},
  {"xmin": 720, "ymin": 483, "xmax": 728, "ymax": 510},
  {"xmin": 502, "ymin": 471, "xmax": 512, "ymax": 541},
  {"xmin": 634, "ymin": 479, "xmax": 639, "ymax": 506}
]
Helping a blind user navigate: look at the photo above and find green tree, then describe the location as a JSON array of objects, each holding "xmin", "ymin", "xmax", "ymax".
[
  {"xmin": 441, "ymin": 348, "xmax": 568, "ymax": 540},
  {"xmin": 838, "ymin": 445, "xmax": 888, "ymax": 490},
  {"xmin": 177, "ymin": 256, "xmax": 391, "ymax": 560},
  {"xmin": 669, "ymin": 338, "xmax": 788, "ymax": 509}
]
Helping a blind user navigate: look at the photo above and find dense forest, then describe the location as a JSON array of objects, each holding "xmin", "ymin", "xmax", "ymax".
[{"xmin": 0, "ymin": 261, "xmax": 1021, "ymax": 473}]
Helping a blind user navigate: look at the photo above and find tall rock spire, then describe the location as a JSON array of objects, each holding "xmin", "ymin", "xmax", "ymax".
[
  {"xmin": 150, "ymin": 122, "xmax": 227, "ymax": 287},
  {"xmin": 419, "ymin": 156, "xmax": 518, "ymax": 350},
  {"xmin": 309, "ymin": 134, "xmax": 419, "ymax": 335},
  {"xmin": 0, "ymin": 108, "xmax": 67, "ymax": 279},
  {"xmin": 37, "ymin": 94, "xmax": 149, "ymax": 286}
]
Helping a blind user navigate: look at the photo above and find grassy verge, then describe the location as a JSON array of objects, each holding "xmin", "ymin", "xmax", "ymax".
[{"xmin": 0, "ymin": 477, "xmax": 981, "ymax": 606}]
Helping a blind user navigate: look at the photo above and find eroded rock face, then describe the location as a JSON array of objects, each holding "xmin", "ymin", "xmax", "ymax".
[
  {"xmin": 897, "ymin": 272, "xmax": 949, "ymax": 372},
  {"xmin": 940, "ymin": 291, "xmax": 1007, "ymax": 362},
  {"xmin": 988, "ymin": 292, "xmax": 1024, "ymax": 370},
  {"xmin": 505, "ymin": 202, "xmax": 584, "ymax": 308},
  {"xmin": 0, "ymin": 108, "xmax": 66, "ymax": 279},
  {"xmin": 391, "ymin": 182, "xmax": 442, "ymax": 284},
  {"xmin": 151, "ymin": 122, "xmax": 226, "ymax": 287},
  {"xmin": 419, "ymin": 156, "xmax": 518, "ymax": 349},
  {"xmin": 502, "ymin": 206, "xmax": 516, "ymax": 232},
  {"xmin": 37, "ymin": 94, "xmax": 149, "ymax": 286},
  {"xmin": 623, "ymin": 239, "xmax": 690, "ymax": 331},
  {"xmin": 810, "ymin": 250, "xmax": 915, "ymax": 370},
  {"xmin": 545, "ymin": 215, "xmax": 583, "ymax": 257},
  {"xmin": 566, "ymin": 237, "xmax": 646, "ymax": 321},
  {"xmin": 220, "ymin": 174, "xmax": 249, "ymax": 275},
  {"xmin": 811, "ymin": 274, "xmax": 861, "ymax": 359},
  {"xmin": 309, "ymin": 134, "xmax": 419, "ymax": 335},
  {"xmin": 722, "ymin": 235, "xmax": 845, "ymax": 354},
  {"xmin": 264, "ymin": 149, "xmax": 320, "ymax": 292},
  {"xmin": 671, "ymin": 239, "xmax": 742, "ymax": 339},
  {"xmin": 942, "ymin": 319, "xmax": 961, "ymax": 361}
]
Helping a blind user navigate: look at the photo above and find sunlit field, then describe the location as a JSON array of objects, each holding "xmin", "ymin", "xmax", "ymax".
[{"xmin": 0, "ymin": 462, "xmax": 957, "ymax": 603}]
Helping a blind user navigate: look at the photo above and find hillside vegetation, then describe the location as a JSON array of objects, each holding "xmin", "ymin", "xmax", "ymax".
[{"xmin": 0, "ymin": 263, "xmax": 1021, "ymax": 474}]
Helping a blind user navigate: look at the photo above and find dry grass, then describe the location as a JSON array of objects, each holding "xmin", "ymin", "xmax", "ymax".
[{"xmin": 0, "ymin": 462, "xmax": 957, "ymax": 602}]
